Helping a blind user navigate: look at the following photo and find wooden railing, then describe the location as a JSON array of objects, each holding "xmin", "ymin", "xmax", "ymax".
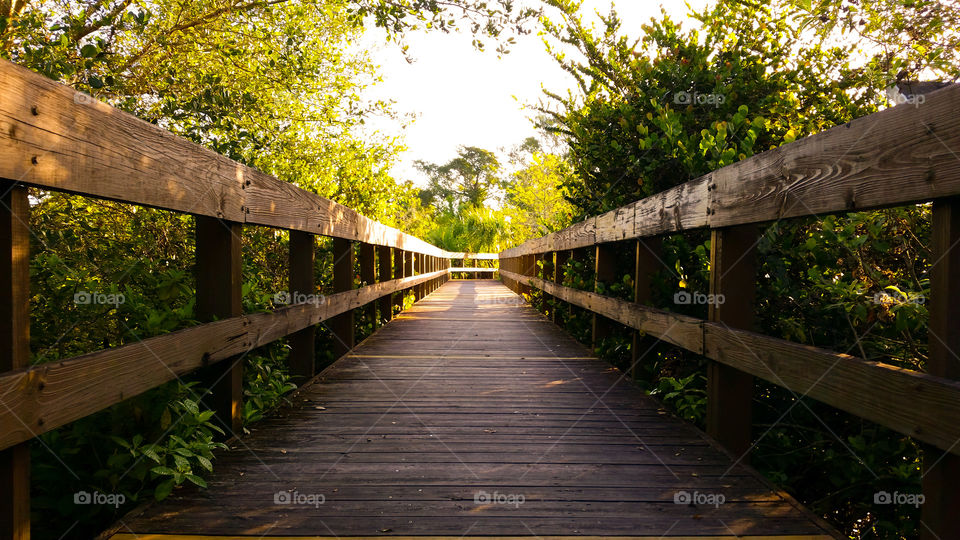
[
  {"xmin": 499, "ymin": 83, "xmax": 960, "ymax": 539},
  {"xmin": 0, "ymin": 59, "xmax": 493, "ymax": 539}
]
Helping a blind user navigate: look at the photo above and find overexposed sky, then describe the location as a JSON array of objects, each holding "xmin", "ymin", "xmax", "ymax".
[{"xmin": 360, "ymin": 0, "xmax": 710, "ymax": 186}]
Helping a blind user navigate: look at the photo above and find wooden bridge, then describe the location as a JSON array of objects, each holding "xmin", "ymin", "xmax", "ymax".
[{"xmin": 1, "ymin": 58, "xmax": 960, "ymax": 539}]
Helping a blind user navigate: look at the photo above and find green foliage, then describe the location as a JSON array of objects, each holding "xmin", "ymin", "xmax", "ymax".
[{"xmin": 650, "ymin": 374, "xmax": 707, "ymax": 425}]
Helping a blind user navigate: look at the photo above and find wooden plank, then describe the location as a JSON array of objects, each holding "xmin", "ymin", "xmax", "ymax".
[
  {"xmin": 504, "ymin": 268, "xmax": 960, "ymax": 454},
  {"xmin": 592, "ymin": 244, "xmax": 617, "ymax": 349},
  {"xmin": 112, "ymin": 281, "xmax": 837, "ymax": 539},
  {"xmin": 706, "ymin": 226, "xmax": 756, "ymax": 458},
  {"xmin": 703, "ymin": 325, "xmax": 960, "ymax": 454},
  {"xmin": 194, "ymin": 217, "xmax": 243, "ymax": 436},
  {"xmin": 921, "ymin": 196, "xmax": 960, "ymax": 539},
  {"xmin": 500, "ymin": 269, "xmax": 703, "ymax": 353},
  {"xmin": 288, "ymin": 231, "xmax": 315, "ymax": 381},
  {"xmin": 393, "ymin": 248, "xmax": 404, "ymax": 314},
  {"xmin": 0, "ymin": 60, "xmax": 453, "ymax": 258},
  {"xmin": 377, "ymin": 245, "xmax": 393, "ymax": 324},
  {"xmin": 330, "ymin": 238, "xmax": 354, "ymax": 358},
  {"xmin": 708, "ymin": 84, "xmax": 960, "ymax": 227},
  {"xmin": 359, "ymin": 242, "xmax": 376, "ymax": 328},
  {"xmin": 631, "ymin": 237, "xmax": 661, "ymax": 379},
  {"xmin": 0, "ymin": 270, "xmax": 448, "ymax": 451},
  {"xmin": 0, "ymin": 181, "xmax": 29, "ymax": 540},
  {"xmin": 501, "ymin": 85, "xmax": 960, "ymax": 259}
]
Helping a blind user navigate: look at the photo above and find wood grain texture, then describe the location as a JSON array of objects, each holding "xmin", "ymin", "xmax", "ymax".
[
  {"xmin": 502, "ymin": 269, "xmax": 960, "ymax": 454},
  {"xmin": 0, "ymin": 270, "xmax": 447, "ymax": 451},
  {"xmin": 0, "ymin": 182, "xmax": 30, "ymax": 540},
  {"xmin": 0, "ymin": 60, "xmax": 454, "ymax": 257},
  {"xmin": 500, "ymin": 84, "xmax": 960, "ymax": 258},
  {"xmin": 500, "ymin": 269, "xmax": 703, "ymax": 353},
  {"xmin": 111, "ymin": 281, "xmax": 837, "ymax": 539}
]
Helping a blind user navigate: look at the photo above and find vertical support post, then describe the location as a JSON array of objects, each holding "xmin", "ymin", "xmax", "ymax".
[
  {"xmin": 393, "ymin": 248, "xmax": 404, "ymax": 315},
  {"xmin": 630, "ymin": 238, "xmax": 661, "ymax": 379},
  {"xmin": 360, "ymin": 242, "xmax": 376, "ymax": 328},
  {"xmin": 707, "ymin": 225, "xmax": 756, "ymax": 459},
  {"xmin": 553, "ymin": 250, "xmax": 569, "ymax": 324},
  {"xmin": 405, "ymin": 252, "xmax": 414, "ymax": 302},
  {"xmin": 922, "ymin": 197, "xmax": 960, "ymax": 540},
  {"xmin": 378, "ymin": 245, "xmax": 392, "ymax": 324},
  {"xmin": 414, "ymin": 253, "xmax": 422, "ymax": 301},
  {"xmin": 330, "ymin": 238, "xmax": 354, "ymax": 358},
  {"xmin": 288, "ymin": 230, "xmax": 315, "ymax": 381},
  {"xmin": 592, "ymin": 244, "xmax": 616, "ymax": 350},
  {"xmin": 195, "ymin": 216, "xmax": 244, "ymax": 436},
  {"xmin": 541, "ymin": 252, "xmax": 554, "ymax": 317},
  {"xmin": 0, "ymin": 181, "xmax": 30, "ymax": 540}
]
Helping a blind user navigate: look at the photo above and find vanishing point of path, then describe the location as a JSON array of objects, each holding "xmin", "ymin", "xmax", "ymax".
[{"xmin": 109, "ymin": 280, "xmax": 838, "ymax": 539}]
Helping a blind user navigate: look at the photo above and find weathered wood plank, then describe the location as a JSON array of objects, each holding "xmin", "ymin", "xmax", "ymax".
[
  {"xmin": 0, "ymin": 270, "xmax": 447, "ymax": 451},
  {"xmin": 0, "ymin": 181, "xmax": 30, "ymax": 540}
]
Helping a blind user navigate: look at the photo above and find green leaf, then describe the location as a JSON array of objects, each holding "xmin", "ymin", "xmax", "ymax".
[{"xmin": 154, "ymin": 479, "xmax": 175, "ymax": 501}]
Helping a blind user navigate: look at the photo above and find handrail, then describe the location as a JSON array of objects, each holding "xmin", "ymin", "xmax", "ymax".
[
  {"xmin": 0, "ymin": 62, "xmax": 496, "ymax": 462},
  {"xmin": 498, "ymin": 85, "xmax": 960, "ymax": 535}
]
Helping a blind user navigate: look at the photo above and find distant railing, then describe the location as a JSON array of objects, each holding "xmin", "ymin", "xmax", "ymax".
[
  {"xmin": 498, "ymin": 83, "xmax": 960, "ymax": 539},
  {"xmin": 0, "ymin": 59, "xmax": 493, "ymax": 539}
]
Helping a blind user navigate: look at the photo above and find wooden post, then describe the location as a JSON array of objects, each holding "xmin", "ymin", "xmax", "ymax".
[
  {"xmin": 630, "ymin": 238, "xmax": 661, "ymax": 379},
  {"xmin": 553, "ymin": 250, "xmax": 569, "ymax": 324},
  {"xmin": 360, "ymin": 242, "xmax": 376, "ymax": 329},
  {"xmin": 413, "ymin": 253, "xmax": 422, "ymax": 301},
  {"xmin": 393, "ymin": 248, "xmax": 404, "ymax": 315},
  {"xmin": 541, "ymin": 252, "xmax": 554, "ymax": 317},
  {"xmin": 330, "ymin": 238, "xmax": 354, "ymax": 358},
  {"xmin": 195, "ymin": 216, "xmax": 244, "ymax": 436},
  {"xmin": 592, "ymin": 244, "xmax": 616, "ymax": 350},
  {"xmin": 921, "ymin": 197, "xmax": 960, "ymax": 540},
  {"xmin": 0, "ymin": 181, "xmax": 30, "ymax": 540},
  {"xmin": 405, "ymin": 251, "xmax": 414, "ymax": 303},
  {"xmin": 288, "ymin": 231, "xmax": 315, "ymax": 381},
  {"xmin": 707, "ymin": 225, "xmax": 757, "ymax": 459},
  {"xmin": 378, "ymin": 245, "xmax": 392, "ymax": 324}
]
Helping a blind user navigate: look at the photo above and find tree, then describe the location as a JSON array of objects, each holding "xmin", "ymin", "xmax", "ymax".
[{"xmin": 416, "ymin": 145, "xmax": 503, "ymax": 212}]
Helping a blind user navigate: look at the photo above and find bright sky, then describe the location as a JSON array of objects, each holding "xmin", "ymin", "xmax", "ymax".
[{"xmin": 360, "ymin": 0, "xmax": 711, "ymax": 186}]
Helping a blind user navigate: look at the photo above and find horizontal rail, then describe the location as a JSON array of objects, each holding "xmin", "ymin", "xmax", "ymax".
[
  {"xmin": 502, "ymin": 83, "xmax": 960, "ymax": 257},
  {"xmin": 0, "ymin": 60, "xmax": 454, "ymax": 257},
  {"xmin": 501, "ymin": 269, "xmax": 960, "ymax": 454},
  {"xmin": 0, "ymin": 269, "xmax": 447, "ymax": 451}
]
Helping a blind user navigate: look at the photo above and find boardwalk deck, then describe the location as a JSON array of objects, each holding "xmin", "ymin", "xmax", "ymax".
[{"xmin": 109, "ymin": 280, "xmax": 838, "ymax": 539}]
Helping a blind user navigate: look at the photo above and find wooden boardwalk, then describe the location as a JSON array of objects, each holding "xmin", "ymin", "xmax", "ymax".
[{"xmin": 110, "ymin": 280, "xmax": 837, "ymax": 539}]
